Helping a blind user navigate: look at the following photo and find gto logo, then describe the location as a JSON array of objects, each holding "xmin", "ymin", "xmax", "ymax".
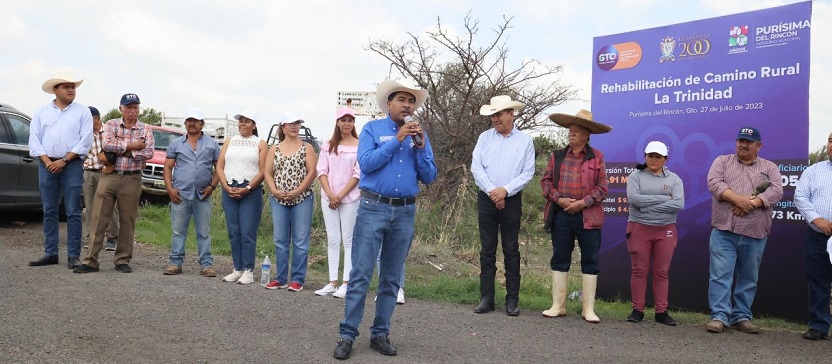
[
  {"xmin": 740, "ymin": 128, "xmax": 755, "ymax": 135},
  {"xmin": 678, "ymin": 39, "xmax": 711, "ymax": 57},
  {"xmin": 596, "ymin": 42, "xmax": 641, "ymax": 71}
]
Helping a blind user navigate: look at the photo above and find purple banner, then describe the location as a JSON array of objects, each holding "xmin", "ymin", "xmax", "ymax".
[{"xmin": 591, "ymin": 2, "xmax": 812, "ymax": 321}]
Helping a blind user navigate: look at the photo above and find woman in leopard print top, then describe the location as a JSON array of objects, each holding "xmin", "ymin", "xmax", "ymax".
[{"xmin": 263, "ymin": 112, "xmax": 317, "ymax": 292}]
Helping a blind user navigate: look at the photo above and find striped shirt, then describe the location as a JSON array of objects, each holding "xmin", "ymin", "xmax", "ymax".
[
  {"xmin": 794, "ymin": 160, "xmax": 832, "ymax": 233},
  {"xmin": 102, "ymin": 118, "xmax": 155, "ymax": 172},
  {"xmin": 83, "ymin": 129, "xmax": 105, "ymax": 170},
  {"xmin": 707, "ymin": 154, "xmax": 783, "ymax": 239}
]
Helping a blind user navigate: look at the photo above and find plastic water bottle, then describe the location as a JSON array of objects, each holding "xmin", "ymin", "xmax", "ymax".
[{"xmin": 260, "ymin": 255, "xmax": 271, "ymax": 286}]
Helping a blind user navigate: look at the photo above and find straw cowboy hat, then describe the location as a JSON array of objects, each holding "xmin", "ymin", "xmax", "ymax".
[
  {"xmin": 41, "ymin": 74, "xmax": 84, "ymax": 94},
  {"xmin": 548, "ymin": 109, "xmax": 613, "ymax": 134},
  {"xmin": 479, "ymin": 95, "xmax": 525, "ymax": 116},
  {"xmin": 376, "ymin": 79, "xmax": 428, "ymax": 115}
]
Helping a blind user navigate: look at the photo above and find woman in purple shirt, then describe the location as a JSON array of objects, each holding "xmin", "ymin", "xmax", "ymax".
[{"xmin": 314, "ymin": 107, "xmax": 360, "ymax": 298}]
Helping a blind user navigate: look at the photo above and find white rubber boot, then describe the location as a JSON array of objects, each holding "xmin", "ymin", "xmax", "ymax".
[
  {"xmin": 542, "ymin": 271, "xmax": 568, "ymax": 317},
  {"xmin": 581, "ymin": 274, "xmax": 600, "ymax": 323}
]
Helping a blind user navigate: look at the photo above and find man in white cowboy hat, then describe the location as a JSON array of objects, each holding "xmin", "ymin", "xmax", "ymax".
[
  {"xmin": 540, "ymin": 109, "xmax": 611, "ymax": 323},
  {"xmin": 470, "ymin": 95, "xmax": 535, "ymax": 316},
  {"xmin": 334, "ymin": 79, "xmax": 437, "ymax": 360},
  {"xmin": 161, "ymin": 107, "xmax": 220, "ymax": 278},
  {"xmin": 74, "ymin": 93, "xmax": 155, "ymax": 274},
  {"xmin": 794, "ymin": 130, "xmax": 832, "ymax": 341},
  {"xmin": 28, "ymin": 74, "xmax": 93, "ymax": 269}
]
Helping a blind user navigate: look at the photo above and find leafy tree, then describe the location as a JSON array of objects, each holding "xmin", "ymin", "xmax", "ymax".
[
  {"xmin": 100, "ymin": 107, "xmax": 163, "ymax": 126},
  {"xmin": 809, "ymin": 144, "xmax": 828, "ymax": 164},
  {"xmin": 367, "ymin": 14, "xmax": 576, "ymax": 210},
  {"xmin": 102, "ymin": 108, "xmax": 121, "ymax": 122}
]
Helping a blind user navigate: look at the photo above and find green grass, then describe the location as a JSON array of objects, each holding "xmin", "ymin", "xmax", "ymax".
[{"xmin": 135, "ymin": 180, "xmax": 806, "ymax": 333}]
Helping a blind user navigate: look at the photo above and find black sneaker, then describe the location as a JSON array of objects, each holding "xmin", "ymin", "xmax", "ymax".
[
  {"xmin": 655, "ymin": 311, "xmax": 678, "ymax": 326},
  {"xmin": 114, "ymin": 264, "xmax": 133, "ymax": 273},
  {"xmin": 73, "ymin": 264, "xmax": 99, "ymax": 273},
  {"xmin": 626, "ymin": 309, "xmax": 644, "ymax": 323},
  {"xmin": 369, "ymin": 335, "xmax": 397, "ymax": 356},
  {"xmin": 105, "ymin": 239, "xmax": 117, "ymax": 251},
  {"xmin": 333, "ymin": 338, "xmax": 353, "ymax": 360},
  {"xmin": 802, "ymin": 328, "xmax": 829, "ymax": 340}
]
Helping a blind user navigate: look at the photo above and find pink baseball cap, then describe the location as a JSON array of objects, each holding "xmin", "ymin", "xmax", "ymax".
[{"xmin": 336, "ymin": 107, "xmax": 356, "ymax": 120}]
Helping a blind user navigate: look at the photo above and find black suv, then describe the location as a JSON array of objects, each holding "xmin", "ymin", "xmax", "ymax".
[{"xmin": 0, "ymin": 103, "xmax": 41, "ymax": 213}]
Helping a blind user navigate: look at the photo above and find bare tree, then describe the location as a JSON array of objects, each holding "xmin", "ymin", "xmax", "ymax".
[{"xmin": 367, "ymin": 13, "xmax": 576, "ymax": 212}]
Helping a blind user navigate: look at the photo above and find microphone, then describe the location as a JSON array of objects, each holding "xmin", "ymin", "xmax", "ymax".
[{"xmin": 404, "ymin": 116, "xmax": 422, "ymax": 146}]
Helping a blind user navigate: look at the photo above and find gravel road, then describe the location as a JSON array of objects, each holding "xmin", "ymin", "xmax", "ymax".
[{"xmin": 0, "ymin": 213, "xmax": 829, "ymax": 364}]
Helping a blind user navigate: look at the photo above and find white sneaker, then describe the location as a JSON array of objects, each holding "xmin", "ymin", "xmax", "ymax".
[
  {"xmin": 315, "ymin": 283, "xmax": 337, "ymax": 296},
  {"xmin": 222, "ymin": 270, "xmax": 243, "ymax": 282},
  {"xmin": 397, "ymin": 288, "xmax": 405, "ymax": 304},
  {"xmin": 333, "ymin": 284, "xmax": 348, "ymax": 298},
  {"xmin": 237, "ymin": 270, "xmax": 254, "ymax": 285}
]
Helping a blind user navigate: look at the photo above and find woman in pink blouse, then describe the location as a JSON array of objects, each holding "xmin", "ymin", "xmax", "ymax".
[{"xmin": 314, "ymin": 107, "xmax": 360, "ymax": 298}]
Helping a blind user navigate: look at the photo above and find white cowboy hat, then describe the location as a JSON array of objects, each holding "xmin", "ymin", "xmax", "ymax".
[
  {"xmin": 375, "ymin": 79, "xmax": 428, "ymax": 115},
  {"xmin": 42, "ymin": 74, "xmax": 84, "ymax": 94},
  {"xmin": 479, "ymin": 95, "xmax": 524, "ymax": 116},
  {"xmin": 548, "ymin": 109, "xmax": 613, "ymax": 134}
]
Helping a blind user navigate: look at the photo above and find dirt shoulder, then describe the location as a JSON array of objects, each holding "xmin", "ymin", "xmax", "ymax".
[{"xmin": 0, "ymin": 214, "xmax": 828, "ymax": 363}]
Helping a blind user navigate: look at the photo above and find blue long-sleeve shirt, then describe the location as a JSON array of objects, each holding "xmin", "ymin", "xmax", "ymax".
[
  {"xmin": 28, "ymin": 101, "xmax": 93, "ymax": 158},
  {"xmin": 795, "ymin": 160, "xmax": 832, "ymax": 233},
  {"xmin": 471, "ymin": 127, "xmax": 535, "ymax": 197},
  {"xmin": 357, "ymin": 115, "xmax": 437, "ymax": 197}
]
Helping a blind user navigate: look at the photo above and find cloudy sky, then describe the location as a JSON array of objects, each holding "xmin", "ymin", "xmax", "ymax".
[{"xmin": 2, "ymin": 0, "xmax": 828, "ymax": 150}]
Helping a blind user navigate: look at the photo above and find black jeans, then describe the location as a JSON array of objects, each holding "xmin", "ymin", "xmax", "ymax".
[
  {"xmin": 805, "ymin": 227, "xmax": 832, "ymax": 333},
  {"xmin": 477, "ymin": 191, "xmax": 522, "ymax": 301},
  {"xmin": 550, "ymin": 209, "xmax": 601, "ymax": 274}
]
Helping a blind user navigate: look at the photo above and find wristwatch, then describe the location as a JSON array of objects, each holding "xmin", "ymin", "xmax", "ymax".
[
  {"xmin": 61, "ymin": 157, "xmax": 68, "ymax": 163},
  {"xmin": 246, "ymin": 185, "xmax": 252, "ymax": 191}
]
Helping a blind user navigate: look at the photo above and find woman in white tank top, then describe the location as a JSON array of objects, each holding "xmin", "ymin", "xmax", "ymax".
[{"xmin": 216, "ymin": 110, "xmax": 268, "ymax": 285}]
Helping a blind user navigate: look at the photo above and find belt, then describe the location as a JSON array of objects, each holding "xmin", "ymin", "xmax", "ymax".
[
  {"xmin": 85, "ymin": 168, "xmax": 102, "ymax": 173},
  {"xmin": 360, "ymin": 190, "xmax": 415, "ymax": 206},
  {"xmin": 114, "ymin": 170, "xmax": 142, "ymax": 175},
  {"xmin": 48, "ymin": 157, "xmax": 78, "ymax": 163}
]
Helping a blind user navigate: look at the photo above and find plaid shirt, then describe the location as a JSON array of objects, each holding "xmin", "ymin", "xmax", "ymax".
[
  {"xmin": 102, "ymin": 118, "xmax": 155, "ymax": 172},
  {"xmin": 707, "ymin": 154, "xmax": 783, "ymax": 239},
  {"xmin": 541, "ymin": 144, "xmax": 608, "ymax": 229},
  {"xmin": 558, "ymin": 147, "xmax": 586, "ymax": 200},
  {"xmin": 83, "ymin": 129, "xmax": 105, "ymax": 170}
]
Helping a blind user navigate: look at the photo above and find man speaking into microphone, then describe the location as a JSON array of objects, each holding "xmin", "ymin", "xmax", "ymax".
[
  {"xmin": 471, "ymin": 95, "xmax": 535, "ymax": 316},
  {"xmin": 334, "ymin": 79, "xmax": 437, "ymax": 360}
]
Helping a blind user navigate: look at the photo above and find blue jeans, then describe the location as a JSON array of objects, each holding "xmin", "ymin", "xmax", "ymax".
[
  {"xmin": 377, "ymin": 249, "xmax": 405, "ymax": 287},
  {"xmin": 339, "ymin": 197, "xmax": 415, "ymax": 341},
  {"xmin": 270, "ymin": 195, "xmax": 314, "ymax": 285},
  {"xmin": 805, "ymin": 227, "xmax": 832, "ymax": 333},
  {"xmin": 38, "ymin": 159, "xmax": 83, "ymax": 257},
  {"xmin": 550, "ymin": 210, "xmax": 601, "ymax": 274},
  {"xmin": 168, "ymin": 197, "xmax": 214, "ymax": 267},
  {"xmin": 222, "ymin": 182, "xmax": 263, "ymax": 271},
  {"xmin": 708, "ymin": 228, "xmax": 767, "ymax": 325}
]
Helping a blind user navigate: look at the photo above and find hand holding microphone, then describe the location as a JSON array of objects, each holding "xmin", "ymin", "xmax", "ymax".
[{"xmin": 404, "ymin": 115, "xmax": 423, "ymax": 147}]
